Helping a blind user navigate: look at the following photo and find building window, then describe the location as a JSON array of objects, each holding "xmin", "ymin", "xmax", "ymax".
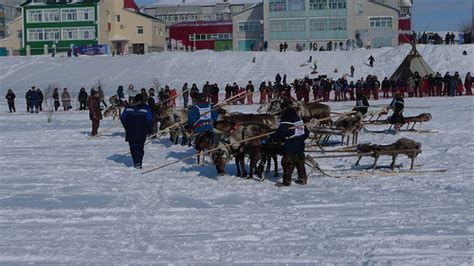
[
  {"xmin": 62, "ymin": 27, "xmax": 95, "ymax": 40},
  {"xmin": 79, "ymin": 27, "xmax": 95, "ymax": 39},
  {"xmin": 77, "ymin": 8, "xmax": 95, "ymax": 21},
  {"xmin": 328, "ymin": 0, "xmax": 346, "ymax": 9},
  {"xmin": 288, "ymin": 0, "xmax": 305, "ymax": 11},
  {"xmin": 287, "ymin": 19, "xmax": 305, "ymax": 31},
  {"xmin": 269, "ymin": 0, "xmax": 286, "ymax": 12},
  {"xmin": 116, "ymin": 15, "xmax": 120, "ymax": 22},
  {"xmin": 369, "ymin": 17, "xmax": 392, "ymax": 28},
  {"xmin": 269, "ymin": 20, "xmax": 286, "ymax": 32},
  {"xmin": 43, "ymin": 9, "xmax": 60, "ymax": 22},
  {"xmin": 310, "ymin": 0, "xmax": 327, "ymax": 10},
  {"xmin": 44, "ymin": 28, "xmax": 60, "ymax": 40},
  {"xmin": 189, "ymin": 33, "xmax": 232, "ymax": 41},
  {"xmin": 238, "ymin": 21, "xmax": 260, "ymax": 32},
  {"xmin": 328, "ymin": 18, "xmax": 346, "ymax": 30},
  {"xmin": 310, "ymin": 19, "xmax": 327, "ymax": 31},
  {"xmin": 61, "ymin": 9, "xmax": 77, "ymax": 21},
  {"xmin": 17, "ymin": 30, "xmax": 22, "ymax": 38},
  {"xmin": 137, "ymin": 26, "xmax": 144, "ymax": 35},
  {"xmin": 27, "ymin": 28, "xmax": 44, "ymax": 41},
  {"xmin": 27, "ymin": 10, "xmax": 43, "ymax": 23}
]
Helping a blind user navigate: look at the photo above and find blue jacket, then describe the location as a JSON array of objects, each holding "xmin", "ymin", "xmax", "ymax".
[
  {"xmin": 29, "ymin": 90, "xmax": 40, "ymax": 105},
  {"xmin": 271, "ymin": 109, "xmax": 309, "ymax": 155},
  {"xmin": 187, "ymin": 102, "xmax": 218, "ymax": 133},
  {"xmin": 120, "ymin": 103, "xmax": 153, "ymax": 143}
]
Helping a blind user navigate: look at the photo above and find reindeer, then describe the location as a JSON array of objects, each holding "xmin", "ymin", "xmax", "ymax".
[
  {"xmin": 212, "ymin": 121, "xmax": 271, "ymax": 180},
  {"xmin": 404, "ymin": 113, "xmax": 432, "ymax": 130},
  {"xmin": 333, "ymin": 112, "xmax": 364, "ymax": 145},
  {"xmin": 220, "ymin": 112, "xmax": 278, "ymax": 129},
  {"xmin": 103, "ymin": 95, "xmax": 121, "ymax": 120},
  {"xmin": 258, "ymin": 99, "xmax": 331, "ymax": 125},
  {"xmin": 364, "ymin": 106, "xmax": 389, "ymax": 121},
  {"xmin": 158, "ymin": 106, "xmax": 180, "ymax": 144},
  {"xmin": 355, "ymin": 138, "xmax": 422, "ymax": 170}
]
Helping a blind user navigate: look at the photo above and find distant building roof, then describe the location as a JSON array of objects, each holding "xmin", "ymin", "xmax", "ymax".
[
  {"xmin": 145, "ymin": 0, "xmax": 262, "ymax": 8},
  {"xmin": 170, "ymin": 20, "xmax": 232, "ymax": 27}
]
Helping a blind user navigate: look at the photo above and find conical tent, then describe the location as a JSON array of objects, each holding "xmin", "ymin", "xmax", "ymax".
[{"xmin": 390, "ymin": 47, "xmax": 435, "ymax": 81}]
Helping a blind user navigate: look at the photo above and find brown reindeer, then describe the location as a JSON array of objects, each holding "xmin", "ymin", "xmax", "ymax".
[
  {"xmin": 333, "ymin": 112, "xmax": 364, "ymax": 145},
  {"xmin": 212, "ymin": 121, "xmax": 271, "ymax": 180},
  {"xmin": 404, "ymin": 113, "xmax": 432, "ymax": 130},
  {"xmin": 355, "ymin": 138, "xmax": 422, "ymax": 170},
  {"xmin": 158, "ymin": 106, "xmax": 180, "ymax": 144},
  {"xmin": 258, "ymin": 99, "xmax": 331, "ymax": 124}
]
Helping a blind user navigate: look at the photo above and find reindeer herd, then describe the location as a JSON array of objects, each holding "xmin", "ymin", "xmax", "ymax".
[{"xmin": 106, "ymin": 97, "xmax": 434, "ymax": 179}]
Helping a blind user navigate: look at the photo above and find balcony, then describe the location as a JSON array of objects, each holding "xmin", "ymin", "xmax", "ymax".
[
  {"xmin": 309, "ymin": 30, "xmax": 347, "ymax": 40},
  {"xmin": 307, "ymin": 8, "xmax": 346, "ymax": 17},
  {"xmin": 268, "ymin": 10, "xmax": 305, "ymax": 19}
]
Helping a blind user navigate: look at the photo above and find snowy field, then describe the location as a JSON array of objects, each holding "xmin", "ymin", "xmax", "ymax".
[
  {"xmin": 0, "ymin": 44, "xmax": 473, "ymax": 96},
  {"xmin": 1, "ymin": 95, "xmax": 473, "ymax": 264}
]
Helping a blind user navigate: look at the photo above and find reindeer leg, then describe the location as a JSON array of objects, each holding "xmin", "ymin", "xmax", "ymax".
[
  {"xmin": 411, "ymin": 122, "xmax": 416, "ymax": 130},
  {"xmin": 372, "ymin": 156, "xmax": 379, "ymax": 170},
  {"xmin": 235, "ymin": 156, "xmax": 241, "ymax": 177},
  {"xmin": 410, "ymin": 156, "xmax": 415, "ymax": 170},
  {"xmin": 273, "ymin": 155, "xmax": 279, "ymax": 177},
  {"xmin": 355, "ymin": 156, "xmax": 362, "ymax": 166},
  {"xmin": 390, "ymin": 155, "xmax": 397, "ymax": 170}
]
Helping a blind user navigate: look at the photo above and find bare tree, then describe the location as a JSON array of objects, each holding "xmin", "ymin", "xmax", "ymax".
[
  {"xmin": 43, "ymin": 85, "xmax": 56, "ymax": 123},
  {"xmin": 152, "ymin": 78, "xmax": 161, "ymax": 91}
]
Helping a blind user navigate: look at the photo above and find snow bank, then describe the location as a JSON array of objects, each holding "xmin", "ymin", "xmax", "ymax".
[{"xmin": 1, "ymin": 44, "xmax": 472, "ymax": 96}]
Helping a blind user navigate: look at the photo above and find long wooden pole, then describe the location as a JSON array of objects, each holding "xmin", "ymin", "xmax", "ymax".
[
  {"xmin": 118, "ymin": 91, "xmax": 248, "ymax": 159},
  {"xmin": 310, "ymin": 149, "xmax": 420, "ymax": 159},
  {"xmin": 142, "ymin": 113, "xmax": 347, "ymax": 174}
]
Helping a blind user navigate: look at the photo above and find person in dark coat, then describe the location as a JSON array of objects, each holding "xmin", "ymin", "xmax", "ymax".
[
  {"xmin": 190, "ymin": 83, "xmax": 199, "ymax": 104},
  {"xmin": 78, "ymin": 87, "xmax": 88, "ymax": 110},
  {"xmin": 88, "ymin": 89, "xmax": 102, "ymax": 136},
  {"xmin": 29, "ymin": 87, "xmax": 40, "ymax": 113},
  {"xmin": 368, "ymin": 55, "xmax": 375, "ymax": 67},
  {"xmin": 120, "ymin": 94, "xmax": 153, "ymax": 169},
  {"xmin": 210, "ymin": 83, "xmax": 219, "ymax": 104},
  {"xmin": 389, "ymin": 92, "xmax": 405, "ymax": 134},
  {"xmin": 271, "ymin": 100, "xmax": 309, "ymax": 186},
  {"xmin": 147, "ymin": 88, "xmax": 159, "ymax": 137},
  {"xmin": 5, "ymin": 89, "xmax": 16, "ymax": 113},
  {"xmin": 53, "ymin": 88, "xmax": 60, "ymax": 111},
  {"xmin": 25, "ymin": 88, "xmax": 32, "ymax": 112},
  {"xmin": 353, "ymin": 92, "xmax": 369, "ymax": 115},
  {"xmin": 202, "ymin": 81, "xmax": 212, "ymax": 102},
  {"xmin": 37, "ymin": 88, "xmax": 44, "ymax": 111},
  {"xmin": 275, "ymin": 73, "xmax": 282, "ymax": 85},
  {"xmin": 225, "ymin": 83, "xmax": 232, "ymax": 100},
  {"xmin": 182, "ymin": 82, "xmax": 189, "ymax": 108},
  {"xmin": 117, "ymin": 85, "xmax": 125, "ymax": 105}
]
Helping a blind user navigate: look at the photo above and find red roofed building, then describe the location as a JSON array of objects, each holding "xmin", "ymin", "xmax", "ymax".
[
  {"xmin": 169, "ymin": 20, "xmax": 233, "ymax": 51},
  {"xmin": 123, "ymin": 0, "xmax": 139, "ymax": 11}
]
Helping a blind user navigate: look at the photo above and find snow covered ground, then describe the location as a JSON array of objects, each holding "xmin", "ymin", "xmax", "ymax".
[
  {"xmin": 0, "ymin": 44, "xmax": 473, "ymax": 96},
  {"xmin": 1, "ymin": 95, "xmax": 473, "ymax": 264}
]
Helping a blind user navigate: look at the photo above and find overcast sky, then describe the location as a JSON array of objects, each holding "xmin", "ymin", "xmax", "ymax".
[{"xmin": 136, "ymin": 0, "xmax": 473, "ymax": 32}]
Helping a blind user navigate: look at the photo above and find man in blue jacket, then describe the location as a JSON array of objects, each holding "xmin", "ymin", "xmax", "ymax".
[
  {"xmin": 187, "ymin": 93, "xmax": 218, "ymax": 137},
  {"xmin": 29, "ymin": 87, "xmax": 40, "ymax": 113},
  {"xmin": 271, "ymin": 100, "xmax": 309, "ymax": 186},
  {"xmin": 121, "ymin": 94, "xmax": 153, "ymax": 169}
]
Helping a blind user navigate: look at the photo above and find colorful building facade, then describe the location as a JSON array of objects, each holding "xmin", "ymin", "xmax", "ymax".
[
  {"xmin": 21, "ymin": 0, "xmax": 100, "ymax": 55},
  {"xmin": 169, "ymin": 20, "xmax": 232, "ymax": 51}
]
